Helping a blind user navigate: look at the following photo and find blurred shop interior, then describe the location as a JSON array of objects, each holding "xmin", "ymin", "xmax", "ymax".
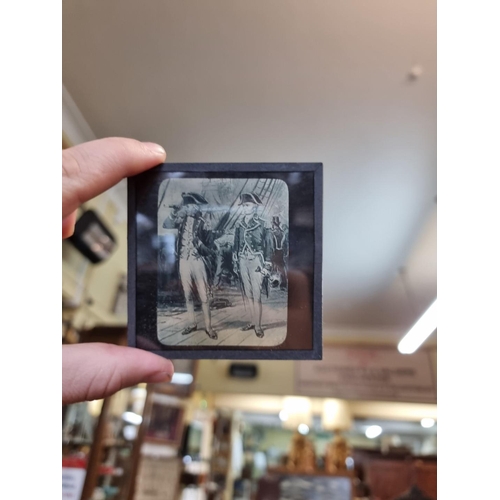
[{"xmin": 62, "ymin": 1, "xmax": 437, "ymax": 500}]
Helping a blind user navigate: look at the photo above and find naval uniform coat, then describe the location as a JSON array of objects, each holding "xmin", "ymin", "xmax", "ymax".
[
  {"xmin": 233, "ymin": 214, "xmax": 273, "ymax": 264},
  {"xmin": 163, "ymin": 210, "xmax": 216, "ymax": 286},
  {"xmin": 233, "ymin": 215, "xmax": 273, "ymax": 302}
]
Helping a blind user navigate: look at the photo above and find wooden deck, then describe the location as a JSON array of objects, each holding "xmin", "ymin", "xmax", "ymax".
[{"xmin": 157, "ymin": 286, "xmax": 287, "ymax": 347}]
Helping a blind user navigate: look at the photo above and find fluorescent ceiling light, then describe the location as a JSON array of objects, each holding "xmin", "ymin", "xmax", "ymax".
[
  {"xmin": 398, "ymin": 300, "xmax": 437, "ymax": 354},
  {"xmin": 171, "ymin": 372, "xmax": 194, "ymax": 385}
]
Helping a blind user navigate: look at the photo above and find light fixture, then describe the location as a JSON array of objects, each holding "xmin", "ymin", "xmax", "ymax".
[
  {"xmin": 123, "ymin": 425, "xmax": 138, "ymax": 440},
  {"xmin": 286, "ymin": 423, "xmax": 316, "ymax": 472},
  {"xmin": 280, "ymin": 397, "xmax": 312, "ymax": 431},
  {"xmin": 279, "ymin": 410, "xmax": 289, "ymax": 422},
  {"xmin": 171, "ymin": 372, "xmax": 194, "ymax": 385},
  {"xmin": 420, "ymin": 418, "xmax": 436, "ymax": 428},
  {"xmin": 322, "ymin": 399, "xmax": 352, "ymax": 431},
  {"xmin": 280, "ymin": 397, "xmax": 315, "ymax": 472},
  {"xmin": 322, "ymin": 399, "xmax": 353, "ymax": 473},
  {"xmin": 298, "ymin": 424, "xmax": 310, "ymax": 435},
  {"xmin": 365, "ymin": 425, "xmax": 383, "ymax": 439},
  {"xmin": 122, "ymin": 411, "xmax": 143, "ymax": 425},
  {"xmin": 398, "ymin": 300, "xmax": 437, "ymax": 354}
]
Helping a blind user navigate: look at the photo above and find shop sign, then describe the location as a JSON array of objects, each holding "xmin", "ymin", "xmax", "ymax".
[
  {"xmin": 295, "ymin": 346, "xmax": 436, "ymax": 403},
  {"xmin": 62, "ymin": 461, "xmax": 86, "ymax": 500}
]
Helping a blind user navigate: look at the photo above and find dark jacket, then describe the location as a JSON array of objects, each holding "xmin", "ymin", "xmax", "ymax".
[
  {"xmin": 163, "ymin": 210, "xmax": 216, "ymax": 282},
  {"xmin": 233, "ymin": 215, "xmax": 273, "ymax": 262}
]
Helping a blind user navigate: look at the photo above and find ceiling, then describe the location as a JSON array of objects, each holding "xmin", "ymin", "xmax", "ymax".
[{"xmin": 62, "ymin": 0, "xmax": 436, "ymax": 337}]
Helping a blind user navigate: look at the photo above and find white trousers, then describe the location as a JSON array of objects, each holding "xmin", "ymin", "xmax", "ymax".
[{"xmin": 179, "ymin": 257, "xmax": 209, "ymax": 304}]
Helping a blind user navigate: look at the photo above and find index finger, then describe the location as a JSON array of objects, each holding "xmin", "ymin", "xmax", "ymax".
[{"xmin": 62, "ymin": 137, "xmax": 166, "ymax": 217}]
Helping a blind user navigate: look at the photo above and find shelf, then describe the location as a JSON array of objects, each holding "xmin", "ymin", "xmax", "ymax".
[
  {"xmin": 266, "ymin": 466, "xmax": 354, "ymax": 478},
  {"xmin": 63, "ymin": 438, "xmax": 93, "ymax": 446},
  {"xmin": 98, "ymin": 464, "xmax": 124, "ymax": 477},
  {"xmin": 102, "ymin": 439, "xmax": 133, "ymax": 448}
]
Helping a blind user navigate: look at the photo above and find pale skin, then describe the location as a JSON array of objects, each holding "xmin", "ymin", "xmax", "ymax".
[
  {"xmin": 62, "ymin": 137, "xmax": 174, "ymax": 405},
  {"xmin": 241, "ymin": 202, "xmax": 255, "ymax": 220}
]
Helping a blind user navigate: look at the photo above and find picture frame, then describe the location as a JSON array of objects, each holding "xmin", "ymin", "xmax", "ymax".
[
  {"xmin": 128, "ymin": 163, "xmax": 323, "ymax": 360},
  {"xmin": 144, "ymin": 395, "xmax": 185, "ymax": 447}
]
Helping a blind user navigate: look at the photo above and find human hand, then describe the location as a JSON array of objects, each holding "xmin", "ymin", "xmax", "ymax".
[{"xmin": 62, "ymin": 137, "xmax": 174, "ymax": 405}]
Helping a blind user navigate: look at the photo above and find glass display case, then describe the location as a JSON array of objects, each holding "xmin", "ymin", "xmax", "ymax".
[{"xmin": 62, "ymin": 385, "xmax": 148, "ymax": 500}]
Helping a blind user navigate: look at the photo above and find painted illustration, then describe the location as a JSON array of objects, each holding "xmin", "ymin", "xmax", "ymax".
[{"xmin": 157, "ymin": 178, "xmax": 289, "ymax": 347}]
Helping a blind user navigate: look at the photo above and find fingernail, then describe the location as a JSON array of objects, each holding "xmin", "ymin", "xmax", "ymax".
[
  {"xmin": 143, "ymin": 142, "xmax": 166, "ymax": 158},
  {"xmin": 144, "ymin": 371, "xmax": 173, "ymax": 383}
]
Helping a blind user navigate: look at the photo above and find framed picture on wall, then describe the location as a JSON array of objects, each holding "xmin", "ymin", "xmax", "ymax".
[
  {"xmin": 145, "ymin": 394, "xmax": 185, "ymax": 447},
  {"xmin": 128, "ymin": 163, "xmax": 323, "ymax": 360}
]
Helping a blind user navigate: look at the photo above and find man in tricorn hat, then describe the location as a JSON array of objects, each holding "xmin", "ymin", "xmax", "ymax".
[
  {"xmin": 232, "ymin": 192, "xmax": 273, "ymax": 338},
  {"xmin": 165, "ymin": 192, "xmax": 217, "ymax": 339}
]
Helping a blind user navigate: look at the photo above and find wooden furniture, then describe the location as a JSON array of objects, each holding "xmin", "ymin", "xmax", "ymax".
[
  {"xmin": 209, "ymin": 412, "xmax": 234, "ymax": 499},
  {"xmin": 351, "ymin": 449, "xmax": 437, "ymax": 500},
  {"xmin": 413, "ymin": 460, "xmax": 437, "ymax": 500},
  {"xmin": 367, "ymin": 459, "xmax": 414, "ymax": 500},
  {"xmin": 130, "ymin": 387, "xmax": 185, "ymax": 500},
  {"xmin": 257, "ymin": 468, "xmax": 354, "ymax": 500}
]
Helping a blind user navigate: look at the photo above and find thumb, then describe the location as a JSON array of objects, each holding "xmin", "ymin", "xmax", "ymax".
[{"xmin": 62, "ymin": 343, "xmax": 174, "ymax": 405}]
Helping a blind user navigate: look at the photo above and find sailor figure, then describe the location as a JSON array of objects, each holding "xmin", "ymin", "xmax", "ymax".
[
  {"xmin": 233, "ymin": 193, "xmax": 273, "ymax": 338},
  {"xmin": 165, "ymin": 192, "xmax": 217, "ymax": 340}
]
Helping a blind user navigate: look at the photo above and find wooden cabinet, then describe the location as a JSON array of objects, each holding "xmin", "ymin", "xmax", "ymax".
[
  {"xmin": 367, "ymin": 460, "xmax": 414, "ymax": 500},
  {"xmin": 360, "ymin": 454, "xmax": 437, "ymax": 500},
  {"xmin": 413, "ymin": 460, "xmax": 437, "ymax": 500}
]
